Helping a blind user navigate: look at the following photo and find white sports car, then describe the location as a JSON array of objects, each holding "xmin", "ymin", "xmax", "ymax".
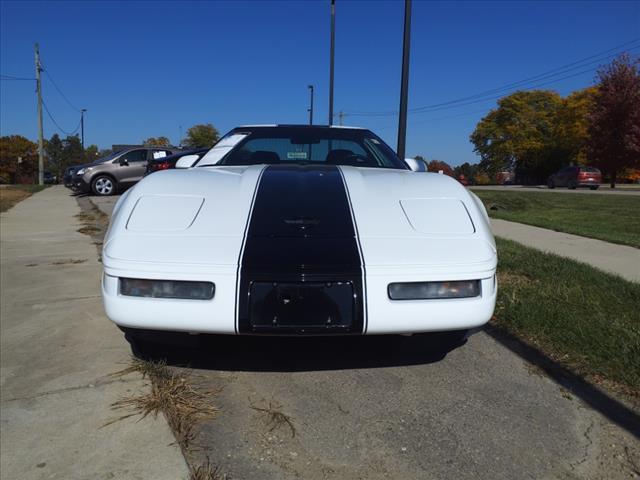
[{"xmin": 102, "ymin": 125, "xmax": 497, "ymax": 348}]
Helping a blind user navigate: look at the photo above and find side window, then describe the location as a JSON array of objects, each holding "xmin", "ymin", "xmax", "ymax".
[{"xmin": 121, "ymin": 150, "xmax": 147, "ymax": 163}]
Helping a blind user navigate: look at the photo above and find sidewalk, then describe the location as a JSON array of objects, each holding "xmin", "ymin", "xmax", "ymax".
[
  {"xmin": 491, "ymin": 218, "xmax": 640, "ymax": 283},
  {"xmin": 0, "ymin": 186, "xmax": 188, "ymax": 479}
]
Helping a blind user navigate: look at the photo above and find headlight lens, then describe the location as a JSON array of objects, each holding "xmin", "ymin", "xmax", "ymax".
[
  {"xmin": 77, "ymin": 167, "xmax": 92, "ymax": 175},
  {"xmin": 120, "ymin": 278, "xmax": 215, "ymax": 300},
  {"xmin": 388, "ymin": 280, "xmax": 480, "ymax": 300}
]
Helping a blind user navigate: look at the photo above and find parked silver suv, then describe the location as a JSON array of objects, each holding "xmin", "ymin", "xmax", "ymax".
[{"xmin": 64, "ymin": 147, "xmax": 178, "ymax": 196}]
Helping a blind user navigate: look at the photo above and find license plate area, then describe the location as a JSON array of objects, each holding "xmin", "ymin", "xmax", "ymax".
[{"xmin": 249, "ymin": 282, "xmax": 354, "ymax": 332}]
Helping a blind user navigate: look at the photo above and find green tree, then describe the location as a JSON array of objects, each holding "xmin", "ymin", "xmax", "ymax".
[
  {"xmin": 453, "ymin": 162, "xmax": 478, "ymax": 182},
  {"xmin": 45, "ymin": 134, "xmax": 65, "ymax": 180},
  {"xmin": 0, "ymin": 135, "xmax": 38, "ymax": 183},
  {"xmin": 554, "ymin": 87, "xmax": 597, "ymax": 166},
  {"xmin": 142, "ymin": 136, "xmax": 171, "ymax": 147},
  {"xmin": 84, "ymin": 144, "xmax": 99, "ymax": 162},
  {"xmin": 470, "ymin": 90, "xmax": 563, "ymax": 184},
  {"xmin": 587, "ymin": 54, "xmax": 640, "ymax": 188},
  {"xmin": 182, "ymin": 123, "xmax": 219, "ymax": 148},
  {"xmin": 61, "ymin": 135, "xmax": 84, "ymax": 169}
]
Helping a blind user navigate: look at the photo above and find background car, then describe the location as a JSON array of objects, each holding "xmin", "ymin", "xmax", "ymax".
[
  {"xmin": 548, "ymin": 165, "xmax": 601, "ymax": 190},
  {"xmin": 64, "ymin": 147, "xmax": 178, "ymax": 196},
  {"xmin": 43, "ymin": 171, "xmax": 57, "ymax": 184},
  {"xmin": 145, "ymin": 148, "xmax": 209, "ymax": 175}
]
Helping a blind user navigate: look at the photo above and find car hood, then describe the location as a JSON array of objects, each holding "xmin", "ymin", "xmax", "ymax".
[{"xmin": 103, "ymin": 166, "xmax": 496, "ymax": 274}]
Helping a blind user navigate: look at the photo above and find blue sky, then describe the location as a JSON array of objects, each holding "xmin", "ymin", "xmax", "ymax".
[{"xmin": 1, "ymin": 0, "xmax": 639, "ymax": 165}]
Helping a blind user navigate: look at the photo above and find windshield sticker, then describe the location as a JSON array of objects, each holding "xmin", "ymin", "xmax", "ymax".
[
  {"xmin": 198, "ymin": 133, "xmax": 249, "ymax": 166},
  {"xmin": 287, "ymin": 151, "xmax": 308, "ymax": 160}
]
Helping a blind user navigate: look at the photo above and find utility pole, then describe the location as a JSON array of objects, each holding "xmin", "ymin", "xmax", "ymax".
[
  {"xmin": 35, "ymin": 43, "xmax": 44, "ymax": 185},
  {"xmin": 80, "ymin": 109, "xmax": 87, "ymax": 150},
  {"xmin": 328, "ymin": 0, "xmax": 335, "ymax": 125},
  {"xmin": 396, "ymin": 0, "xmax": 412, "ymax": 160},
  {"xmin": 307, "ymin": 85, "xmax": 314, "ymax": 125}
]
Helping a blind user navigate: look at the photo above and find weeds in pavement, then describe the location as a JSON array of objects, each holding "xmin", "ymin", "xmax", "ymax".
[
  {"xmin": 250, "ymin": 398, "xmax": 296, "ymax": 438},
  {"xmin": 78, "ymin": 225, "xmax": 100, "ymax": 235},
  {"xmin": 189, "ymin": 457, "xmax": 225, "ymax": 480},
  {"xmin": 51, "ymin": 258, "xmax": 87, "ymax": 265},
  {"xmin": 105, "ymin": 358, "xmax": 222, "ymax": 478},
  {"xmin": 106, "ymin": 358, "xmax": 217, "ymax": 449}
]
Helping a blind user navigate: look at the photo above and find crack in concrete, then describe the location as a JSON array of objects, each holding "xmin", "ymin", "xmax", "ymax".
[
  {"xmin": 569, "ymin": 418, "xmax": 595, "ymax": 470},
  {"xmin": 2, "ymin": 376, "xmax": 139, "ymax": 403}
]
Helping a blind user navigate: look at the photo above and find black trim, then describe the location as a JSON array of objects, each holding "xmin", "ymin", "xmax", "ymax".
[
  {"xmin": 337, "ymin": 166, "xmax": 368, "ymax": 333},
  {"xmin": 236, "ymin": 164, "xmax": 365, "ymax": 335}
]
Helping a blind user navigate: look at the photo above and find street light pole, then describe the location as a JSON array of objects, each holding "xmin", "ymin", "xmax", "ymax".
[
  {"xmin": 396, "ymin": 0, "xmax": 412, "ymax": 160},
  {"xmin": 308, "ymin": 85, "xmax": 314, "ymax": 125},
  {"xmin": 80, "ymin": 109, "xmax": 87, "ymax": 150},
  {"xmin": 34, "ymin": 43, "xmax": 44, "ymax": 185},
  {"xmin": 328, "ymin": 0, "xmax": 335, "ymax": 125}
]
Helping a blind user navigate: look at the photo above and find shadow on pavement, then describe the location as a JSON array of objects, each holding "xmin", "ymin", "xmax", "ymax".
[
  {"xmin": 125, "ymin": 331, "xmax": 466, "ymax": 373},
  {"xmin": 485, "ymin": 324, "xmax": 640, "ymax": 440}
]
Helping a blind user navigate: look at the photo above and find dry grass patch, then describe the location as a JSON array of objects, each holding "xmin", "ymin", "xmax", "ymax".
[
  {"xmin": 0, "ymin": 185, "xmax": 48, "ymax": 212},
  {"xmin": 105, "ymin": 358, "xmax": 222, "ymax": 479}
]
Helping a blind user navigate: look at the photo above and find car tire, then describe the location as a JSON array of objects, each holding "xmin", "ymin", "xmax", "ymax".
[
  {"xmin": 590, "ymin": 186, "xmax": 599, "ymax": 190},
  {"xmin": 547, "ymin": 179, "xmax": 555, "ymax": 189},
  {"xmin": 91, "ymin": 175, "xmax": 116, "ymax": 196},
  {"xmin": 568, "ymin": 181, "xmax": 577, "ymax": 190}
]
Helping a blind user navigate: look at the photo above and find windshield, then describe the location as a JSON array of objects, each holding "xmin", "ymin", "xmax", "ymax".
[
  {"xmin": 96, "ymin": 151, "xmax": 123, "ymax": 163},
  {"xmin": 197, "ymin": 127, "xmax": 407, "ymax": 169}
]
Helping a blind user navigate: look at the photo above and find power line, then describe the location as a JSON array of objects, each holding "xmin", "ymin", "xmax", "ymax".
[
  {"xmin": 343, "ymin": 38, "xmax": 640, "ymax": 117},
  {"xmin": 1, "ymin": 74, "xmax": 36, "ymax": 81},
  {"xmin": 42, "ymin": 98, "xmax": 81, "ymax": 136},
  {"xmin": 40, "ymin": 63, "xmax": 81, "ymax": 112}
]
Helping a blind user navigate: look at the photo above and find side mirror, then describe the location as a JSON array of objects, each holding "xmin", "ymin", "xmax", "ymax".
[
  {"xmin": 175, "ymin": 154, "xmax": 200, "ymax": 169},
  {"xmin": 404, "ymin": 157, "xmax": 427, "ymax": 172},
  {"xmin": 118, "ymin": 157, "xmax": 129, "ymax": 166}
]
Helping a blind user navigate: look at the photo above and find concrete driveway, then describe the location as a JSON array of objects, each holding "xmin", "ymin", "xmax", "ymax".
[{"xmin": 89, "ymin": 193, "xmax": 640, "ymax": 480}]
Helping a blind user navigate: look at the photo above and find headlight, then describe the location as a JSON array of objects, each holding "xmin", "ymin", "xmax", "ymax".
[
  {"xmin": 120, "ymin": 278, "xmax": 215, "ymax": 300},
  {"xmin": 388, "ymin": 280, "xmax": 480, "ymax": 300}
]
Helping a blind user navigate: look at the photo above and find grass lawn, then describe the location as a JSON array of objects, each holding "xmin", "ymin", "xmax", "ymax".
[
  {"xmin": 494, "ymin": 238, "xmax": 640, "ymax": 391},
  {"xmin": 473, "ymin": 190, "xmax": 640, "ymax": 248},
  {"xmin": 0, "ymin": 185, "xmax": 48, "ymax": 213}
]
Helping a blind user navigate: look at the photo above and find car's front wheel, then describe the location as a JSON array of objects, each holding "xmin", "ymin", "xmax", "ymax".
[{"xmin": 91, "ymin": 175, "xmax": 116, "ymax": 196}]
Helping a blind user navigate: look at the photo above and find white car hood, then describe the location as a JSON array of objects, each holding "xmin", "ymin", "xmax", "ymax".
[{"xmin": 104, "ymin": 166, "xmax": 495, "ymax": 272}]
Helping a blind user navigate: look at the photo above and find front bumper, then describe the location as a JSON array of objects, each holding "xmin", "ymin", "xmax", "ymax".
[{"xmin": 102, "ymin": 264, "xmax": 497, "ymax": 335}]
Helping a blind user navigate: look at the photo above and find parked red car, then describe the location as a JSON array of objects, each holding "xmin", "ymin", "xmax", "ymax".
[{"xmin": 547, "ymin": 166, "xmax": 601, "ymax": 190}]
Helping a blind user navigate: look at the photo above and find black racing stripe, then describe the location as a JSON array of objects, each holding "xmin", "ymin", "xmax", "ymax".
[
  {"xmin": 236, "ymin": 164, "xmax": 365, "ymax": 335},
  {"xmin": 233, "ymin": 165, "xmax": 267, "ymax": 334}
]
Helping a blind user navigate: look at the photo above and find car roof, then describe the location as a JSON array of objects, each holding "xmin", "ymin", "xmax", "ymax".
[{"xmin": 236, "ymin": 124, "xmax": 366, "ymax": 130}]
